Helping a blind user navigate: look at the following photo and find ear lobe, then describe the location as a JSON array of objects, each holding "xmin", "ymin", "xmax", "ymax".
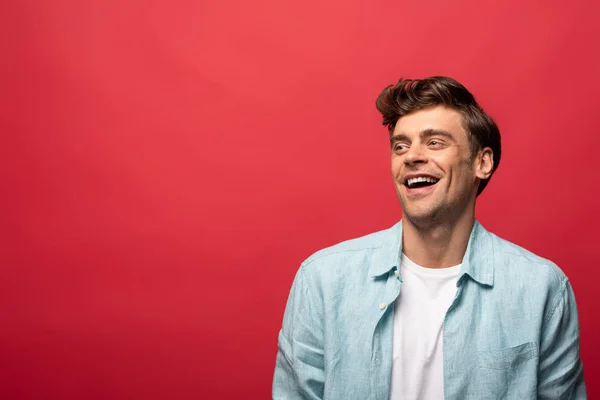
[{"xmin": 475, "ymin": 148, "xmax": 494, "ymax": 180}]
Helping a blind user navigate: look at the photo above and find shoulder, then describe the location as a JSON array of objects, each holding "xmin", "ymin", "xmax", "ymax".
[
  {"xmin": 491, "ymin": 232, "xmax": 566, "ymax": 278},
  {"xmin": 488, "ymin": 230, "xmax": 569, "ymax": 304},
  {"xmin": 298, "ymin": 223, "xmax": 399, "ymax": 278},
  {"xmin": 303, "ymin": 229, "xmax": 387, "ymax": 263}
]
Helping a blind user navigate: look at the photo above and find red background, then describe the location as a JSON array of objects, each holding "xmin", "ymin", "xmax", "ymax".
[{"xmin": 1, "ymin": 0, "xmax": 599, "ymax": 398}]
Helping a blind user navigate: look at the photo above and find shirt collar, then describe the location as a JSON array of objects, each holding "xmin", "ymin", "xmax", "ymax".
[
  {"xmin": 368, "ymin": 221, "xmax": 402, "ymax": 278},
  {"xmin": 369, "ymin": 219, "xmax": 495, "ymax": 287}
]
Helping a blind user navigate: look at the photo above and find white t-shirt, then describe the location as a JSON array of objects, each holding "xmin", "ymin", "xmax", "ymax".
[{"xmin": 389, "ymin": 254, "xmax": 461, "ymax": 400}]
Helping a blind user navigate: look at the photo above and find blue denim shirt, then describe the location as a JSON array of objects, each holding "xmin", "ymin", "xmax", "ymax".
[{"xmin": 273, "ymin": 220, "xmax": 586, "ymax": 399}]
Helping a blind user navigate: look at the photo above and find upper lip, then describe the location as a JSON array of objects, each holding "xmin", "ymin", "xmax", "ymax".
[{"xmin": 403, "ymin": 173, "xmax": 440, "ymax": 186}]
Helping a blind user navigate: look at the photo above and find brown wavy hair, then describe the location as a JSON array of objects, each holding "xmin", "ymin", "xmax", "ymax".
[{"xmin": 375, "ymin": 76, "xmax": 501, "ymax": 196}]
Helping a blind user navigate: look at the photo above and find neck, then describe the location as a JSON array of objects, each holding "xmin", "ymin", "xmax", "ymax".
[{"xmin": 401, "ymin": 208, "xmax": 475, "ymax": 269}]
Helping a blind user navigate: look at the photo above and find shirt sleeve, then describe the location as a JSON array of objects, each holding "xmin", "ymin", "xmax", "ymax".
[
  {"xmin": 538, "ymin": 279, "xmax": 587, "ymax": 399},
  {"xmin": 272, "ymin": 264, "xmax": 325, "ymax": 400}
]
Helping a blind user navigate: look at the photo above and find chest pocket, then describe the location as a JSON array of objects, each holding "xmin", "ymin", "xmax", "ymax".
[
  {"xmin": 477, "ymin": 341, "xmax": 538, "ymax": 370},
  {"xmin": 465, "ymin": 342, "xmax": 539, "ymax": 399}
]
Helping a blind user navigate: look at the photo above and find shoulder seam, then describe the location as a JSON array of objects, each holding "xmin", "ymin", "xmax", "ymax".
[
  {"xmin": 301, "ymin": 246, "xmax": 383, "ymax": 268},
  {"xmin": 493, "ymin": 248, "xmax": 551, "ymax": 265}
]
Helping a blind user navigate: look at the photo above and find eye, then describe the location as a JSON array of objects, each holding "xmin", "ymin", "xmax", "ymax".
[
  {"xmin": 394, "ymin": 144, "xmax": 408, "ymax": 153},
  {"xmin": 429, "ymin": 140, "xmax": 443, "ymax": 148}
]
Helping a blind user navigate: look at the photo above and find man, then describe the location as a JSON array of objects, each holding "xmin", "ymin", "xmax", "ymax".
[{"xmin": 272, "ymin": 76, "xmax": 586, "ymax": 399}]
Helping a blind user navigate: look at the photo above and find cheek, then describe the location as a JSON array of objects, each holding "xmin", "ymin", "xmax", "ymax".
[
  {"xmin": 391, "ymin": 158, "xmax": 402, "ymax": 178},
  {"xmin": 447, "ymin": 162, "xmax": 476, "ymax": 189}
]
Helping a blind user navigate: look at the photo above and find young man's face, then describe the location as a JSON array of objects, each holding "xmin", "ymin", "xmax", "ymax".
[{"xmin": 390, "ymin": 106, "xmax": 492, "ymax": 226}]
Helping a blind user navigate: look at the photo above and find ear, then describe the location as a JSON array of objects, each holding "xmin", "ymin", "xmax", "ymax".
[{"xmin": 475, "ymin": 147, "xmax": 494, "ymax": 180}]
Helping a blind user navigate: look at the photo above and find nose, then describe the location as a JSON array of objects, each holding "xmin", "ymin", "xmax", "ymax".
[{"xmin": 404, "ymin": 143, "xmax": 428, "ymax": 166}]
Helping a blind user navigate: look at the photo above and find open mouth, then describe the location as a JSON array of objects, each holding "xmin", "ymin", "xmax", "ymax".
[{"xmin": 404, "ymin": 176, "xmax": 439, "ymax": 189}]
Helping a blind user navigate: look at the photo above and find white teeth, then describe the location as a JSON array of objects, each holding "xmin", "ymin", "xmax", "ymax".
[{"xmin": 406, "ymin": 176, "xmax": 439, "ymax": 187}]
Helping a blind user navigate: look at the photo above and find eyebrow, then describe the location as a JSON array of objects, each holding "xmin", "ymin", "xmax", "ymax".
[{"xmin": 389, "ymin": 128, "xmax": 456, "ymax": 145}]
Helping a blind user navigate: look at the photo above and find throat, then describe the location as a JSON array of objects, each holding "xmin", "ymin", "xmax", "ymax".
[{"xmin": 402, "ymin": 224, "xmax": 470, "ymax": 268}]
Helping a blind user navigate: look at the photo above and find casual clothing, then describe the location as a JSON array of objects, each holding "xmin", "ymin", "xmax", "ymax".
[
  {"xmin": 389, "ymin": 255, "xmax": 460, "ymax": 400},
  {"xmin": 272, "ymin": 220, "xmax": 586, "ymax": 399}
]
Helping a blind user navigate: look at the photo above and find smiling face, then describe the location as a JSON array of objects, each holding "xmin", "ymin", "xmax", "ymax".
[{"xmin": 391, "ymin": 106, "xmax": 493, "ymax": 226}]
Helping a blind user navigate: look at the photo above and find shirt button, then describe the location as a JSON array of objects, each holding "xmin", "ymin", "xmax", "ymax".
[
  {"xmin": 394, "ymin": 270, "xmax": 399, "ymax": 277},
  {"xmin": 379, "ymin": 302, "xmax": 386, "ymax": 310}
]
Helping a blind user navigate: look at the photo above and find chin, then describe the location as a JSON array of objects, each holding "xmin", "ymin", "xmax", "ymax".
[{"xmin": 401, "ymin": 208, "xmax": 439, "ymax": 225}]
